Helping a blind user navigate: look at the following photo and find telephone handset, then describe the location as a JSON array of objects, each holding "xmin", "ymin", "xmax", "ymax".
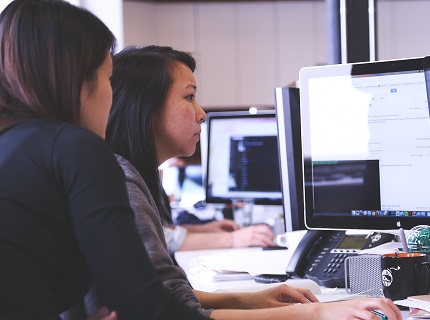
[{"xmin": 287, "ymin": 230, "xmax": 394, "ymax": 288}]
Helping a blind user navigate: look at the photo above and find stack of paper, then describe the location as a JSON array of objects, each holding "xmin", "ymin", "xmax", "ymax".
[
  {"xmin": 185, "ymin": 247, "xmax": 291, "ymax": 282},
  {"xmin": 395, "ymin": 295, "xmax": 430, "ymax": 318},
  {"xmin": 395, "ymin": 295, "xmax": 430, "ymax": 312},
  {"xmin": 199, "ymin": 248, "xmax": 291, "ymax": 275},
  {"xmin": 408, "ymin": 308, "xmax": 430, "ymax": 319},
  {"xmin": 187, "ymin": 265, "xmax": 254, "ymax": 282}
]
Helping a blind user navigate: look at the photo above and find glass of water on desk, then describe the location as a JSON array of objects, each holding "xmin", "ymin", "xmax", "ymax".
[{"xmin": 232, "ymin": 198, "xmax": 254, "ymax": 227}]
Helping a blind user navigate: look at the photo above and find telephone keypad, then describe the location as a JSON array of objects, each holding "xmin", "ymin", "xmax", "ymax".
[
  {"xmin": 291, "ymin": 230, "xmax": 394, "ymax": 288},
  {"xmin": 304, "ymin": 231, "xmax": 359, "ymax": 287}
]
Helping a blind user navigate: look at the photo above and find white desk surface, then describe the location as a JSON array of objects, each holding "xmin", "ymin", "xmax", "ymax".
[
  {"xmin": 174, "ymin": 230, "xmax": 308, "ymax": 292},
  {"xmin": 176, "ymin": 247, "xmax": 346, "ymax": 296},
  {"xmin": 175, "ymin": 247, "xmax": 281, "ymax": 293},
  {"xmin": 175, "ymin": 246, "xmax": 411, "ymax": 319}
]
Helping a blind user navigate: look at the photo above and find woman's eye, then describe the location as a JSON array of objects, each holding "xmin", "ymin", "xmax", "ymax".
[{"xmin": 186, "ymin": 94, "xmax": 195, "ymax": 101}]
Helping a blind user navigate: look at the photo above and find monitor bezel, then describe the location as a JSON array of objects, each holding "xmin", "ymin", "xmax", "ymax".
[
  {"xmin": 275, "ymin": 87, "xmax": 306, "ymax": 231},
  {"xmin": 204, "ymin": 110, "xmax": 282, "ymax": 205},
  {"xmin": 300, "ymin": 56, "xmax": 430, "ymax": 231}
]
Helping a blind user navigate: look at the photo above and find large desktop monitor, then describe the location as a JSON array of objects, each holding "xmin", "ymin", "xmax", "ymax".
[
  {"xmin": 300, "ymin": 56, "xmax": 430, "ymax": 231},
  {"xmin": 204, "ymin": 111, "xmax": 282, "ymax": 206},
  {"xmin": 275, "ymin": 87, "xmax": 306, "ymax": 231}
]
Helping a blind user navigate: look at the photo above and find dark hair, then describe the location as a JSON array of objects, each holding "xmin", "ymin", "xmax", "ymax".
[
  {"xmin": 106, "ymin": 45, "xmax": 196, "ymax": 218},
  {"xmin": 0, "ymin": 0, "xmax": 116, "ymax": 123}
]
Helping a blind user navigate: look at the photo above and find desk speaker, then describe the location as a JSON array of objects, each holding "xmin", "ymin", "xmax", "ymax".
[{"xmin": 345, "ymin": 255, "xmax": 383, "ymax": 297}]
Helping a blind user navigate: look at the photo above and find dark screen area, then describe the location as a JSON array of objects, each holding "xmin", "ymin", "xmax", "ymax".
[
  {"xmin": 229, "ymin": 136, "xmax": 281, "ymax": 192},
  {"xmin": 311, "ymin": 160, "xmax": 381, "ymax": 214}
]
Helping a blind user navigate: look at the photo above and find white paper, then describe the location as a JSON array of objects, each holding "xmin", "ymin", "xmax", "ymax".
[
  {"xmin": 194, "ymin": 248, "xmax": 291, "ymax": 276},
  {"xmin": 187, "ymin": 265, "xmax": 254, "ymax": 282},
  {"xmin": 395, "ymin": 295, "xmax": 430, "ymax": 313}
]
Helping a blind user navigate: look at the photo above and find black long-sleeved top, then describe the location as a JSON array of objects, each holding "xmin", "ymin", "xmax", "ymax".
[{"xmin": 0, "ymin": 119, "xmax": 208, "ymax": 320}]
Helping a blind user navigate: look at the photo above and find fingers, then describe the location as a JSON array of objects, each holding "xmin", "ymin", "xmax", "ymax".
[
  {"xmin": 249, "ymin": 225, "xmax": 275, "ymax": 247},
  {"xmin": 277, "ymin": 285, "xmax": 318, "ymax": 304},
  {"xmin": 333, "ymin": 298, "xmax": 402, "ymax": 320},
  {"xmin": 250, "ymin": 284, "xmax": 318, "ymax": 309},
  {"xmin": 232, "ymin": 225, "xmax": 275, "ymax": 247},
  {"xmin": 218, "ymin": 219, "xmax": 240, "ymax": 231},
  {"xmin": 288, "ymin": 287, "xmax": 319, "ymax": 303},
  {"xmin": 360, "ymin": 298, "xmax": 402, "ymax": 320}
]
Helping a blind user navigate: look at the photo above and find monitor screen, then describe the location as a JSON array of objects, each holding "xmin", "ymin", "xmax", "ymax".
[
  {"xmin": 205, "ymin": 111, "xmax": 282, "ymax": 205},
  {"xmin": 300, "ymin": 56, "xmax": 430, "ymax": 230}
]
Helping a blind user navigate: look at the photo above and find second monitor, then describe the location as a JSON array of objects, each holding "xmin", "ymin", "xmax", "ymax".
[{"xmin": 204, "ymin": 111, "xmax": 282, "ymax": 206}]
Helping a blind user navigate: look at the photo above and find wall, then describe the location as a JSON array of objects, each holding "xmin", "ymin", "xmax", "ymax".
[
  {"xmin": 81, "ymin": 0, "xmax": 124, "ymax": 50},
  {"xmin": 377, "ymin": 0, "xmax": 430, "ymax": 61},
  {"xmin": 123, "ymin": 0, "xmax": 430, "ymax": 109},
  {"xmin": 0, "ymin": 0, "xmax": 124, "ymax": 50},
  {"xmin": 123, "ymin": 1, "xmax": 325, "ymax": 109},
  {"xmin": 2, "ymin": 0, "xmax": 430, "ymax": 109}
]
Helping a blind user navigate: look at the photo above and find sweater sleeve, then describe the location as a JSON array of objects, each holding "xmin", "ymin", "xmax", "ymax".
[
  {"xmin": 163, "ymin": 225, "xmax": 188, "ymax": 255},
  {"xmin": 117, "ymin": 156, "xmax": 213, "ymax": 318}
]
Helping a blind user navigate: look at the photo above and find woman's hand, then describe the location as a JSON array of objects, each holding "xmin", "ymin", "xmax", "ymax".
[
  {"xmin": 311, "ymin": 298, "xmax": 402, "ymax": 320},
  {"xmin": 242, "ymin": 284, "xmax": 318, "ymax": 309},
  {"xmin": 231, "ymin": 224, "xmax": 275, "ymax": 248}
]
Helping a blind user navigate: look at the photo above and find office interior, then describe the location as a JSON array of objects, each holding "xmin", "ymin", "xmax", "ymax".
[
  {"xmin": 122, "ymin": 0, "xmax": 430, "ymax": 204},
  {"xmin": 0, "ymin": 1, "xmax": 422, "ymax": 216},
  {"xmin": 11, "ymin": 0, "xmax": 425, "ymax": 229},
  {"xmin": 2, "ymin": 1, "xmax": 428, "ymax": 313}
]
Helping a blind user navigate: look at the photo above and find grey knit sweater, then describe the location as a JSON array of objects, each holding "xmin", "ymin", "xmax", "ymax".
[{"xmin": 115, "ymin": 155, "xmax": 212, "ymax": 317}]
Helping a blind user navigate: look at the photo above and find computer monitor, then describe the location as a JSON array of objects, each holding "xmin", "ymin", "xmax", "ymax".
[
  {"xmin": 300, "ymin": 56, "xmax": 430, "ymax": 231},
  {"xmin": 275, "ymin": 87, "xmax": 306, "ymax": 231},
  {"xmin": 204, "ymin": 111, "xmax": 282, "ymax": 206}
]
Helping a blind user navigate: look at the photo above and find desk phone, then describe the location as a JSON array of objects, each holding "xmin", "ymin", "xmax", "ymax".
[{"xmin": 287, "ymin": 230, "xmax": 394, "ymax": 287}]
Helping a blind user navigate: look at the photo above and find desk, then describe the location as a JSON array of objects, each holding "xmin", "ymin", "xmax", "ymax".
[
  {"xmin": 175, "ymin": 247, "xmax": 282, "ymax": 293},
  {"xmin": 176, "ymin": 247, "xmax": 344, "ymax": 296},
  {"xmin": 175, "ymin": 247, "xmax": 411, "ymax": 319}
]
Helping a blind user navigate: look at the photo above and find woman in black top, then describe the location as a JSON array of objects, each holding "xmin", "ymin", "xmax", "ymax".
[{"xmin": 0, "ymin": 1, "xmax": 209, "ymax": 319}]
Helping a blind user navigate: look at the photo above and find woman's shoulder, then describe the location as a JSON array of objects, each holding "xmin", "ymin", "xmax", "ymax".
[
  {"xmin": 114, "ymin": 154, "xmax": 142, "ymax": 182},
  {"xmin": 40, "ymin": 120, "xmax": 114, "ymax": 161},
  {"xmin": 114, "ymin": 154, "xmax": 153, "ymax": 197},
  {"xmin": 17, "ymin": 118, "xmax": 102, "ymax": 145},
  {"xmin": 4, "ymin": 118, "xmax": 109, "ymax": 157},
  {"xmin": 114, "ymin": 154, "xmax": 161, "ymax": 221}
]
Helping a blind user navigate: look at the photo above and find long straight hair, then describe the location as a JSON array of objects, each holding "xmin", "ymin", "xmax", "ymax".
[
  {"xmin": 106, "ymin": 45, "xmax": 196, "ymax": 220},
  {"xmin": 0, "ymin": 0, "xmax": 116, "ymax": 124}
]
